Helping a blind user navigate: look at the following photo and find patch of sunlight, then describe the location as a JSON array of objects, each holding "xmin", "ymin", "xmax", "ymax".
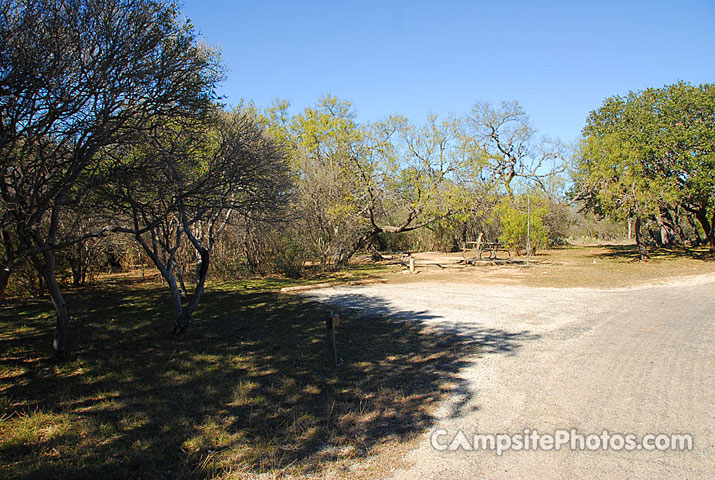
[
  {"xmin": 182, "ymin": 415, "xmax": 245, "ymax": 453},
  {"xmin": 119, "ymin": 411, "xmax": 151, "ymax": 431},
  {"xmin": 0, "ymin": 410, "xmax": 79, "ymax": 448},
  {"xmin": 229, "ymin": 380, "xmax": 262, "ymax": 406},
  {"xmin": 301, "ymin": 384, "xmax": 321, "ymax": 395}
]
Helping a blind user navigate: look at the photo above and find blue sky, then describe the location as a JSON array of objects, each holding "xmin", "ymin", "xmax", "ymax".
[{"xmin": 181, "ymin": 0, "xmax": 715, "ymax": 144}]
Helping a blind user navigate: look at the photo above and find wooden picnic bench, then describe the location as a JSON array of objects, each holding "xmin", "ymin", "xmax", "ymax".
[{"xmin": 462, "ymin": 233, "xmax": 511, "ymax": 262}]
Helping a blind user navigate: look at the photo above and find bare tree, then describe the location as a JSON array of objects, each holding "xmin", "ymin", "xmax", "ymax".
[
  {"xmin": 466, "ymin": 101, "xmax": 568, "ymax": 196},
  {"xmin": 0, "ymin": 0, "xmax": 221, "ymax": 360}
]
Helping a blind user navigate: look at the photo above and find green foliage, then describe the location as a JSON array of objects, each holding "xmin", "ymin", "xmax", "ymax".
[
  {"xmin": 575, "ymin": 81, "xmax": 715, "ymax": 252},
  {"xmin": 576, "ymin": 133, "xmax": 670, "ymax": 220},
  {"xmin": 496, "ymin": 194, "xmax": 549, "ymax": 250},
  {"xmin": 263, "ymin": 96, "xmax": 481, "ymax": 266}
]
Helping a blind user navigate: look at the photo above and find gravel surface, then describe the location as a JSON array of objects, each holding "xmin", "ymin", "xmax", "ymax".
[{"xmin": 306, "ymin": 274, "xmax": 715, "ymax": 479}]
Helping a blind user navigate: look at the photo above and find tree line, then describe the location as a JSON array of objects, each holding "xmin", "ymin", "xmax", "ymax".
[
  {"xmin": 2, "ymin": 0, "xmax": 712, "ymax": 361},
  {"xmin": 0, "ymin": 0, "xmax": 291, "ymax": 360}
]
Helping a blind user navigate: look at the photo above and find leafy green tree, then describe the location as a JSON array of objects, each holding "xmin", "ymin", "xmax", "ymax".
[
  {"xmin": 576, "ymin": 132, "xmax": 671, "ymax": 258},
  {"xmin": 0, "ymin": 0, "xmax": 221, "ymax": 360},
  {"xmin": 496, "ymin": 193, "xmax": 548, "ymax": 254},
  {"xmin": 266, "ymin": 96, "xmax": 474, "ymax": 268},
  {"xmin": 654, "ymin": 82, "xmax": 715, "ymax": 251},
  {"xmin": 108, "ymin": 110, "xmax": 289, "ymax": 334},
  {"xmin": 264, "ymin": 96, "xmax": 369, "ymax": 267},
  {"xmin": 575, "ymin": 82, "xmax": 714, "ymax": 258}
]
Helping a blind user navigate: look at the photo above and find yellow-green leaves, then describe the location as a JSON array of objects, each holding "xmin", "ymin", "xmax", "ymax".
[{"xmin": 577, "ymin": 82, "xmax": 714, "ymax": 221}]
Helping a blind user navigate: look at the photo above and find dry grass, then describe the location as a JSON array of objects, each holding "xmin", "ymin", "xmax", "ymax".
[
  {"xmin": 3, "ymin": 244, "xmax": 710, "ymax": 478},
  {"xmin": 0, "ymin": 272, "xmax": 487, "ymax": 479},
  {"xmin": 386, "ymin": 244, "xmax": 715, "ymax": 289}
]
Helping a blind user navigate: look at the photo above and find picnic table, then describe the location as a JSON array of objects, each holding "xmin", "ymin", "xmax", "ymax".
[{"xmin": 462, "ymin": 238, "xmax": 511, "ymax": 262}]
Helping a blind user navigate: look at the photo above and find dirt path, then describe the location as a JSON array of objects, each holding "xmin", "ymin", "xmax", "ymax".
[{"xmin": 306, "ymin": 275, "xmax": 715, "ymax": 479}]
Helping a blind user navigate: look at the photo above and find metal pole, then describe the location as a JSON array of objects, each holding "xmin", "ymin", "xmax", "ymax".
[{"xmin": 526, "ymin": 197, "xmax": 531, "ymax": 266}]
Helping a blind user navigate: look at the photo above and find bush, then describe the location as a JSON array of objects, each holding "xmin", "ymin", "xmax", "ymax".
[
  {"xmin": 496, "ymin": 194, "xmax": 549, "ymax": 254},
  {"xmin": 271, "ymin": 236, "xmax": 307, "ymax": 278}
]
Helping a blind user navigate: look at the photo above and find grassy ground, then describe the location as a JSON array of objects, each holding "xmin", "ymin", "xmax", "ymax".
[
  {"xmin": 2, "ymin": 244, "xmax": 713, "ymax": 479},
  {"xmin": 516, "ymin": 244, "xmax": 715, "ymax": 288},
  {"xmin": 0, "ymin": 269, "xmax": 478, "ymax": 479},
  {"xmin": 396, "ymin": 244, "xmax": 715, "ymax": 289}
]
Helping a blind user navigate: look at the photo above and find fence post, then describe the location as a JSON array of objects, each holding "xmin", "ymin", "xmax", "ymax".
[{"xmin": 326, "ymin": 310, "xmax": 339, "ymax": 365}]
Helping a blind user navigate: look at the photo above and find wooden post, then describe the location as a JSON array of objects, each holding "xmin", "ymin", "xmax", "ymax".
[
  {"xmin": 326, "ymin": 310, "xmax": 339, "ymax": 365},
  {"xmin": 409, "ymin": 256, "xmax": 415, "ymax": 273}
]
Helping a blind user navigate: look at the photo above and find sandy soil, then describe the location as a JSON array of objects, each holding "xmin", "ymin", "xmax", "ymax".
[{"xmin": 305, "ymin": 274, "xmax": 715, "ymax": 479}]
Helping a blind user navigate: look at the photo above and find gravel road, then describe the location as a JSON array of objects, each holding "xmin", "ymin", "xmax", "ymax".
[{"xmin": 306, "ymin": 275, "xmax": 715, "ymax": 479}]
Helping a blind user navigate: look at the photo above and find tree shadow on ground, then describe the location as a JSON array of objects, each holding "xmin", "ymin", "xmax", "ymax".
[
  {"xmin": 0, "ymin": 279, "xmax": 538, "ymax": 479},
  {"xmin": 592, "ymin": 244, "xmax": 713, "ymax": 261}
]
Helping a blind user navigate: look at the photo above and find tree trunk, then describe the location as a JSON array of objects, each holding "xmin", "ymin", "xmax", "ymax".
[
  {"xmin": 686, "ymin": 214, "xmax": 704, "ymax": 246},
  {"xmin": 243, "ymin": 218, "xmax": 261, "ymax": 273},
  {"xmin": 0, "ymin": 266, "xmax": 10, "ymax": 299},
  {"xmin": 69, "ymin": 241, "xmax": 87, "ymax": 287},
  {"xmin": 69, "ymin": 257, "xmax": 82, "ymax": 287},
  {"xmin": 692, "ymin": 209, "xmax": 715, "ymax": 254},
  {"xmin": 655, "ymin": 214, "xmax": 670, "ymax": 247},
  {"xmin": 174, "ymin": 248, "xmax": 210, "ymax": 335},
  {"xmin": 661, "ymin": 208, "xmax": 686, "ymax": 245},
  {"xmin": 367, "ymin": 243, "xmax": 386, "ymax": 261},
  {"xmin": 35, "ymin": 251, "xmax": 71, "ymax": 362},
  {"xmin": 165, "ymin": 270, "xmax": 185, "ymax": 331},
  {"xmin": 634, "ymin": 217, "xmax": 649, "ymax": 260},
  {"xmin": 334, "ymin": 229, "xmax": 381, "ymax": 268},
  {"xmin": 0, "ymin": 230, "xmax": 15, "ymax": 299},
  {"xmin": 708, "ymin": 230, "xmax": 715, "ymax": 254},
  {"xmin": 172, "ymin": 260, "xmax": 188, "ymax": 298}
]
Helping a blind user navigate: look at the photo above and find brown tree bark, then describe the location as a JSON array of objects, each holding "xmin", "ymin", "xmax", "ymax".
[
  {"xmin": 0, "ymin": 268, "xmax": 10, "ymax": 299},
  {"xmin": 655, "ymin": 214, "xmax": 670, "ymax": 247},
  {"xmin": 173, "ymin": 247, "xmax": 210, "ymax": 335},
  {"xmin": 661, "ymin": 207, "xmax": 687, "ymax": 245},
  {"xmin": 0, "ymin": 230, "xmax": 15, "ymax": 299},
  {"xmin": 690, "ymin": 208, "xmax": 715, "ymax": 254},
  {"xmin": 367, "ymin": 242, "xmax": 386, "ymax": 261},
  {"xmin": 634, "ymin": 217, "xmax": 650, "ymax": 260}
]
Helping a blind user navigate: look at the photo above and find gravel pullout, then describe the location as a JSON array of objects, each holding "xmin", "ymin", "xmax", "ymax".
[{"xmin": 306, "ymin": 276, "xmax": 715, "ymax": 479}]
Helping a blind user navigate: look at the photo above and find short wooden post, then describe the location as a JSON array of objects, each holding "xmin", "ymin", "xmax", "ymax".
[
  {"xmin": 326, "ymin": 310, "xmax": 339, "ymax": 365},
  {"xmin": 409, "ymin": 257, "xmax": 415, "ymax": 273}
]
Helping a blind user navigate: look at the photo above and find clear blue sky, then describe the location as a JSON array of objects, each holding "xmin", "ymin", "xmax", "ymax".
[{"xmin": 181, "ymin": 0, "xmax": 715, "ymax": 144}]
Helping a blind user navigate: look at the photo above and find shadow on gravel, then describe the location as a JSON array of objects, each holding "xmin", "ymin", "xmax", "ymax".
[
  {"xmin": 321, "ymin": 292, "xmax": 539, "ymax": 354},
  {"xmin": 313, "ymin": 293, "xmax": 541, "ymax": 419},
  {"xmin": 1, "ymin": 281, "xmax": 539, "ymax": 479}
]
